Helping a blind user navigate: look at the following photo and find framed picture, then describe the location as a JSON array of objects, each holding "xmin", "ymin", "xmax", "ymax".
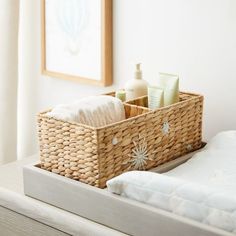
[{"xmin": 41, "ymin": 0, "xmax": 113, "ymax": 86}]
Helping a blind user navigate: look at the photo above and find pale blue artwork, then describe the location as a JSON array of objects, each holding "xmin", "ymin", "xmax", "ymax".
[
  {"xmin": 45, "ymin": 0, "xmax": 102, "ymax": 80},
  {"xmin": 56, "ymin": 0, "xmax": 89, "ymax": 54}
]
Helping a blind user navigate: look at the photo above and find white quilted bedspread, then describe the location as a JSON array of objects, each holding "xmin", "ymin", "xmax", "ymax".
[{"xmin": 107, "ymin": 131, "xmax": 236, "ymax": 234}]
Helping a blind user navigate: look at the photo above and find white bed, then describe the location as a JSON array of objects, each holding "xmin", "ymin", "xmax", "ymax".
[{"xmin": 108, "ymin": 131, "xmax": 236, "ymax": 234}]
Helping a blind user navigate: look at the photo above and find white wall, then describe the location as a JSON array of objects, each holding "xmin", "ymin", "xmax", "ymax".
[{"xmin": 32, "ymin": 0, "xmax": 236, "ymax": 145}]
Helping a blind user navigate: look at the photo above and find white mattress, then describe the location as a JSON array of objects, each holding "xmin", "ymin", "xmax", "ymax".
[
  {"xmin": 107, "ymin": 131, "xmax": 236, "ymax": 234},
  {"xmin": 166, "ymin": 131, "xmax": 236, "ymax": 194}
]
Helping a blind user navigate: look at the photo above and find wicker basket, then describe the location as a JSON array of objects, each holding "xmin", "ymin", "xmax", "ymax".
[{"xmin": 38, "ymin": 91, "xmax": 203, "ymax": 188}]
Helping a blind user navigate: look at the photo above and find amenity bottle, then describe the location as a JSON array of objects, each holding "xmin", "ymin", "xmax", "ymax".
[{"xmin": 124, "ymin": 63, "xmax": 148, "ymax": 101}]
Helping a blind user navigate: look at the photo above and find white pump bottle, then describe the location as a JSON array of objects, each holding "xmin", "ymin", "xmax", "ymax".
[{"xmin": 124, "ymin": 63, "xmax": 148, "ymax": 101}]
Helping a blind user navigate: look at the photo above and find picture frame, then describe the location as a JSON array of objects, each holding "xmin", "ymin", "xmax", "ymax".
[{"xmin": 41, "ymin": 0, "xmax": 113, "ymax": 86}]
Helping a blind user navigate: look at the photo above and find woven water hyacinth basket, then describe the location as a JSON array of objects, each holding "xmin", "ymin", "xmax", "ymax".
[{"xmin": 38, "ymin": 91, "xmax": 203, "ymax": 188}]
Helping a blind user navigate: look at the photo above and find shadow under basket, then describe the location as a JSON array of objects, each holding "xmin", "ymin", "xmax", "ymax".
[{"xmin": 38, "ymin": 91, "xmax": 204, "ymax": 188}]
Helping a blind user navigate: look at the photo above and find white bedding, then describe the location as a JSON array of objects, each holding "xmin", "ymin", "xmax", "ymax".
[
  {"xmin": 107, "ymin": 131, "xmax": 236, "ymax": 234},
  {"xmin": 166, "ymin": 136, "xmax": 236, "ymax": 194}
]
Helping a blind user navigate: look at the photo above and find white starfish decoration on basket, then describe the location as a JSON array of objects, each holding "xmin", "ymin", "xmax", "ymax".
[
  {"xmin": 162, "ymin": 121, "xmax": 170, "ymax": 135},
  {"xmin": 123, "ymin": 136, "xmax": 152, "ymax": 170},
  {"xmin": 186, "ymin": 144, "xmax": 193, "ymax": 151}
]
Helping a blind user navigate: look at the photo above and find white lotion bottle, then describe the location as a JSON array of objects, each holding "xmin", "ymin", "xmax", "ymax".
[{"xmin": 124, "ymin": 63, "xmax": 148, "ymax": 101}]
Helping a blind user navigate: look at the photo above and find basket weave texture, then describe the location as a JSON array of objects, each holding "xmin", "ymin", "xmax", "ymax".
[{"xmin": 38, "ymin": 92, "xmax": 203, "ymax": 188}]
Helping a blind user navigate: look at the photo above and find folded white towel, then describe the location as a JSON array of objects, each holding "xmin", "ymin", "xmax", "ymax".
[{"xmin": 47, "ymin": 96, "xmax": 126, "ymax": 127}]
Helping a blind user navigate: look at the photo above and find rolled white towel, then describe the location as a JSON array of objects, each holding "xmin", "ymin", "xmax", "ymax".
[{"xmin": 47, "ymin": 96, "xmax": 126, "ymax": 127}]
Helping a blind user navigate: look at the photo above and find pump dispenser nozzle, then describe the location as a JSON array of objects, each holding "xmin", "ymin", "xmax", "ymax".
[{"xmin": 135, "ymin": 63, "xmax": 142, "ymax": 80}]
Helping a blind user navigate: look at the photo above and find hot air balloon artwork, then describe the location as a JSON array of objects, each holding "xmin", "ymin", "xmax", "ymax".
[
  {"xmin": 56, "ymin": 0, "xmax": 89, "ymax": 55},
  {"xmin": 41, "ymin": 0, "xmax": 113, "ymax": 86}
]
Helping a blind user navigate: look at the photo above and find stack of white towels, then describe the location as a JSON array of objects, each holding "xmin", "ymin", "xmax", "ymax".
[{"xmin": 47, "ymin": 96, "xmax": 126, "ymax": 127}]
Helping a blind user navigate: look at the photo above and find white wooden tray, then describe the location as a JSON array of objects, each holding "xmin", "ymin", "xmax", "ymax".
[{"xmin": 23, "ymin": 146, "xmax": 232, "ymax": 236}]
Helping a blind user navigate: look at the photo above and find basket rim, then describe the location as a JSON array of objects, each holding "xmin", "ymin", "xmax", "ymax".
[{"xmin": 38, "ymin": 91, "xmax": 204, "ymax": 131}]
